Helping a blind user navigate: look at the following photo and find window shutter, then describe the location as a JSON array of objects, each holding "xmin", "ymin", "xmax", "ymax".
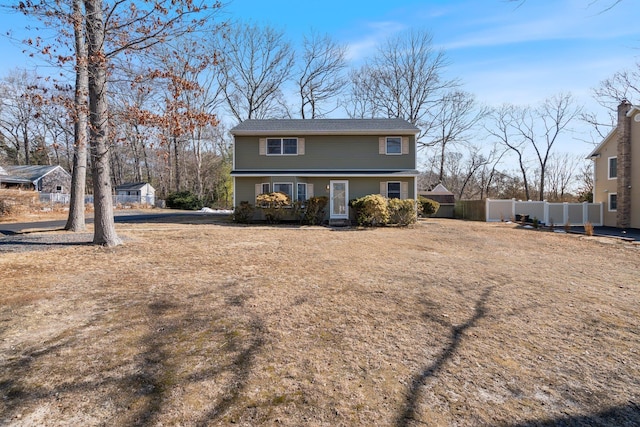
[
  {"xmin": 307, "ymin": 183, "xmax": 314, "ymax": 198},
  {"xmin": 402, "ymin": 137, "xmax": 409, "ymax": 154},
  {"xmin": 380, "ymin": 181, "xmax": 387, "ymax": 197},
  {"xmin": 298, "ymin": 138, "xmax": 305, "ymax": 155},
  {"xmin": 379, "ymin": 137, "xmax": 386, "ymax": 154},
  {"xmin": 401, "ymin": 182, "xmax": 409, "ymax": 199},
  {"xmin": 259, "ymin": 138, "xmax": 266, "ymax": 155},
  {"xmin": 255, "ymin": 184, "xmax": 262, "ymax": 201}
]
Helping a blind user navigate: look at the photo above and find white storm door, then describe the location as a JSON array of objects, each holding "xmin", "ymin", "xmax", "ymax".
[{"xmin": 330, "ymin": 180, "xmax": 349, "ymax": 219}]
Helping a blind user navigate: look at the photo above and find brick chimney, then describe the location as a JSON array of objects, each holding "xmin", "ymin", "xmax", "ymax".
[{"xmin": 616, "ymin": 100, "xmax": 632, "ymax": 229}]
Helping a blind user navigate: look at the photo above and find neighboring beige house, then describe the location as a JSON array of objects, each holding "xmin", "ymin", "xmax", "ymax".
[{"xmin": 588, "ymin": 100, "xmax": 640, "ymax": 229}]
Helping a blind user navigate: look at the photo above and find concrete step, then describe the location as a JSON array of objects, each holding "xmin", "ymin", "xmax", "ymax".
[{"xmin": 328, "ymin": 218, "xmax": 351, "ymax": 227}]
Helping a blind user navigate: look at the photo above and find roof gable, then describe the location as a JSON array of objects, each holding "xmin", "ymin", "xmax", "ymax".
[
  {"xmin": 0, "ymin": 165, "xmax": 68, "ymax": 182},
  {"xmin": 588, "ymin": 105, "xmax": 640, "ymax": 158},
  {"xmin": 115, "ymin": 182, "xmax": 152, "ymax": 191},
  {"xmin": 427, "ymin": 183, "xmax": 453, "ymax": 194}
]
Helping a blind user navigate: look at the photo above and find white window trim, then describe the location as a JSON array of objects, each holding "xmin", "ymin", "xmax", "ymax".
[
  {"xmin": 608, "ymin": 156, "xmax": 617, "ymax": 180},
  {"xmin": 386, "ymin": 136, "xmax": 402, "ymax": 155},
  {"xmin": 608, "ymin": 193, "xmax": 617, "ymax": 212},
  {"xmin": 266, "ymin": 137, "xmax": 298, "ymax": 156}
]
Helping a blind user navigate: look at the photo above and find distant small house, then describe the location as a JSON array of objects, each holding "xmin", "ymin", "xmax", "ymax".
[
  {"xmin": 419, "ymin": 183, "xmax": 455, "ymax": 218},
  {"xmin": 0, "ymin": 165, "xmax": 71, "ymax": 193},
  {"xmin": 115, "ymin": 182, "xmax": 155, "ymax": 205}
]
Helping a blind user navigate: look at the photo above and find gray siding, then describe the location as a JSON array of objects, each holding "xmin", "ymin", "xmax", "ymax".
[
  {"xmin": 40, "ymin": 167, "xmax": 72, "ymax": 193},
  {"xmin": 234, "ymin": 135, "xmax": 415, "ymax": 171},
  {"xmin": 235, "ymin": 176, "xmax": 416, "ymax": 207}
]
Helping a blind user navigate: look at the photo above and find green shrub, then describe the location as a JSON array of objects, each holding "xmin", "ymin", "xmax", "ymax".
[
  {"xmin": 257, "ymin": 192, "xmax": 290, "ymax": 223},
  {"xmin": 388, "ymin": 198, "xmax": 417, "ymax": 226},
  {"xmin": 351, "ymin": 194, "xmax": 389, "ymax": 226},
  {"xmin": 233, "ymin": 201, "xmax": 255, "ymax": 224},
  {"xmin": 166, "ymin": 191, "xmax": 204, "ymax": 210},
  {"xmin": 418, "ymin": 196, "xmax": 440, "ymax": 217},
  {"xmin": 299, "ymin": 196, "xmax": 328, "ymax": 225}
]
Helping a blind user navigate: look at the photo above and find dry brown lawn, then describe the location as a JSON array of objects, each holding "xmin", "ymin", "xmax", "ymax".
[{"xmin": 1, "ymin": 218, "xmax": 639, "ymax": 426}]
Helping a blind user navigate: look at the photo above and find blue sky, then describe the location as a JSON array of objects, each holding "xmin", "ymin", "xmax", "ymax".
[
  {"xmin": 221, "ymin": 0, "xmax": 640, "ymax": 155},
  {"xmin": 1, "ymin": 0, "xmax": 639, "ymax": 154}
]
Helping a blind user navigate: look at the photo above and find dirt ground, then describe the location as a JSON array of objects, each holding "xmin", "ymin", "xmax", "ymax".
[{"xmin": 0, "ymin": 218, "xmax": 639, "ymax": 426}]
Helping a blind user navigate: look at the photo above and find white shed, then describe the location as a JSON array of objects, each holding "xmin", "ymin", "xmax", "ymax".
[{"xmin": 115, "ymin": 182, "xmax": 155, "ymax": 205}]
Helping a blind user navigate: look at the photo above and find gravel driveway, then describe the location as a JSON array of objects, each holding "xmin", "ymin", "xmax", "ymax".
[{"xmin": 0, "ymin": 232, "xmax": 93, "ymax": 253}]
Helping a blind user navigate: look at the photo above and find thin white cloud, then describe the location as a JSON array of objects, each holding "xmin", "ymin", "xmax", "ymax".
[
  {"xmin": 345, "ymin": 20, "xmax": 407, "ymax": 62},
  {"xmin": 432, "ymin": 0, "xmax": 640, "ymax": 51}
]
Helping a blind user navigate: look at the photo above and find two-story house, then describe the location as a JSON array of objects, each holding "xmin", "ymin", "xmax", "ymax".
[
  {"xmin": 230, "ymin": 118, "xmax": 420, "ymax": 223},
  {"xmin": 588, "ymin": 100, "xmax": 640, "ymax": 229}
]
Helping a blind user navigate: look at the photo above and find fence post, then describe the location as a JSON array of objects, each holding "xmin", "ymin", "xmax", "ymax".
[
  {"xmin": 582, "ymin": 202, "xmax": 588, "ymax": 225},
  {"xmin": 511, "ymin": 198, "xmax": 516, "ymax": 221},
  {"xmin": 563, "ymin": 202, "xmax": 569, "ymax": 226},
  {"xmin": 485, "ymin": 198, "xmax": 489, "ymax": 222},
  {"xmin": 600, "ymin": 202, "xmax": 603, "ymax": 226},
  {"xmin": 544, "ymin": 201, "xmax": 549, "ymax": 225}
]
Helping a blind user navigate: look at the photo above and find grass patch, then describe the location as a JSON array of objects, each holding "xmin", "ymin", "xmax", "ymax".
[{"xmin": 0, "ymin": 219, "xmax": 638, "ymax": 425}]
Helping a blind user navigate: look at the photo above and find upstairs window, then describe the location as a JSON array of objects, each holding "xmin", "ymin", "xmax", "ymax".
[
  {"xmin": 608, "ymin": 157, "xmax": 617, "ymax": 179},
  {"xmin": 379, "ymin": 136, "xmax": 409, "ymax": 155},
  {"xmin": 386, "ymin": 137, "xmax": 402, "ymax": 155},
  {"xmin": 267, "ymin": 138, "xmax": 298, "ymax": 155}
]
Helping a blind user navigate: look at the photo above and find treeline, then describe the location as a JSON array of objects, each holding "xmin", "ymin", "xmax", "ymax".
[{"xmin": 2, "ymin": 7, "xmax": 638, "ymax": 206}]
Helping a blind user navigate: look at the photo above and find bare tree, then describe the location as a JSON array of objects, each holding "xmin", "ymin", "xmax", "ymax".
[
  {"xmin": 297, "ymin": 31, "xmax": 347, "ymax": 119},
  {"xmin": 423, "ymin": 91, "xmax": 488, "ymax": 182},
  {"xmin": 583, "ymin": 61, "xmax": 640, "ymax": 142},
  {"xmin": 487, "ymin": 104, "xmax": 533, "ymax": 200},
  {"xmin": 346, "ymin": 29, "xmax": 458, "ymax": 141},
  {"xmin": 215, "ymin": 22, "xmax": 294, "ymax": 121},
  {"xmin": 576, "ymin": 160, "xmax": 594, "ymax": 202},
  {"xmin": 545, "ymin": 152, "xmax": 582, "ymax": 201},
  {"xmin": 508, "ymin": 0, "xmax": 623, "ymax": 12},
  {"xmin": 513, "ymin": 93, "xmax": 582, "ymax": 201},
  {"xmin": 0, "ymin": 69, "xmax": 41, "ymax": 165}
]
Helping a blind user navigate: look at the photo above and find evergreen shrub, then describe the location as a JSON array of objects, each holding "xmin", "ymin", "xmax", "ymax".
[
  {"xmin": 166, "ymin": 191, "xmax": 204, "ymax": 210},
  {"xmin": 388, "ymin": 198, "xmax": 417, "ymax": 226},
  {"xmin": 233, "ymin": 201, "xmax": 255, "ymax": 224},
  {"xmin": 418, "ymin": 196, "xmax": 440, "ymax": 217}
]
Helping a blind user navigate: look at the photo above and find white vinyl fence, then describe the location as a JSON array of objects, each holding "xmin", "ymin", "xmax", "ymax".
[
  {"xmin": 39, "ymin": 193, "xmax": 71, "ymax": 204},
  {"xmin": 486, "ymin": 199, "xmax": 603, "ymax": 226},
  {"xmin": 40, "ymin": 193, "xmax": 155, "ymax": 206}
]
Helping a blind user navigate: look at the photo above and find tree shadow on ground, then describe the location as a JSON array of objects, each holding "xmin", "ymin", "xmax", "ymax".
[
  {"xmin": 0, "ymin": 281, "xmax": 265, "ymax": 426},
  {"xmin": 396, "ymin": 286, "xmax": 493, "ymax": 427},
  {"xmin": 507, "ymin": 401, "xmax": 640, "ymax": 427}
]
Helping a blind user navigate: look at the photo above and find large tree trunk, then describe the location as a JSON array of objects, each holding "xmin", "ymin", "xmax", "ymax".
[
  {"xmin": 84, "ymin": 0, "xmax": 121, "ymax": 246},
  {"xmin": 65, "ymin": 0, "xmax": 88, "ymax": 232}
]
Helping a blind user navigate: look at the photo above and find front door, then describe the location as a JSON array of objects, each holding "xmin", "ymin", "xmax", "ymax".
[{"xmin": 330, "ymin": 180, "xmax": 348, "ymax": 219}]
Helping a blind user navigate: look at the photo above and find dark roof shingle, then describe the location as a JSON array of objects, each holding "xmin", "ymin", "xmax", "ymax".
[{"xmin": 230, "ymin": 118, "xmax": 419, "ymax": 135}]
